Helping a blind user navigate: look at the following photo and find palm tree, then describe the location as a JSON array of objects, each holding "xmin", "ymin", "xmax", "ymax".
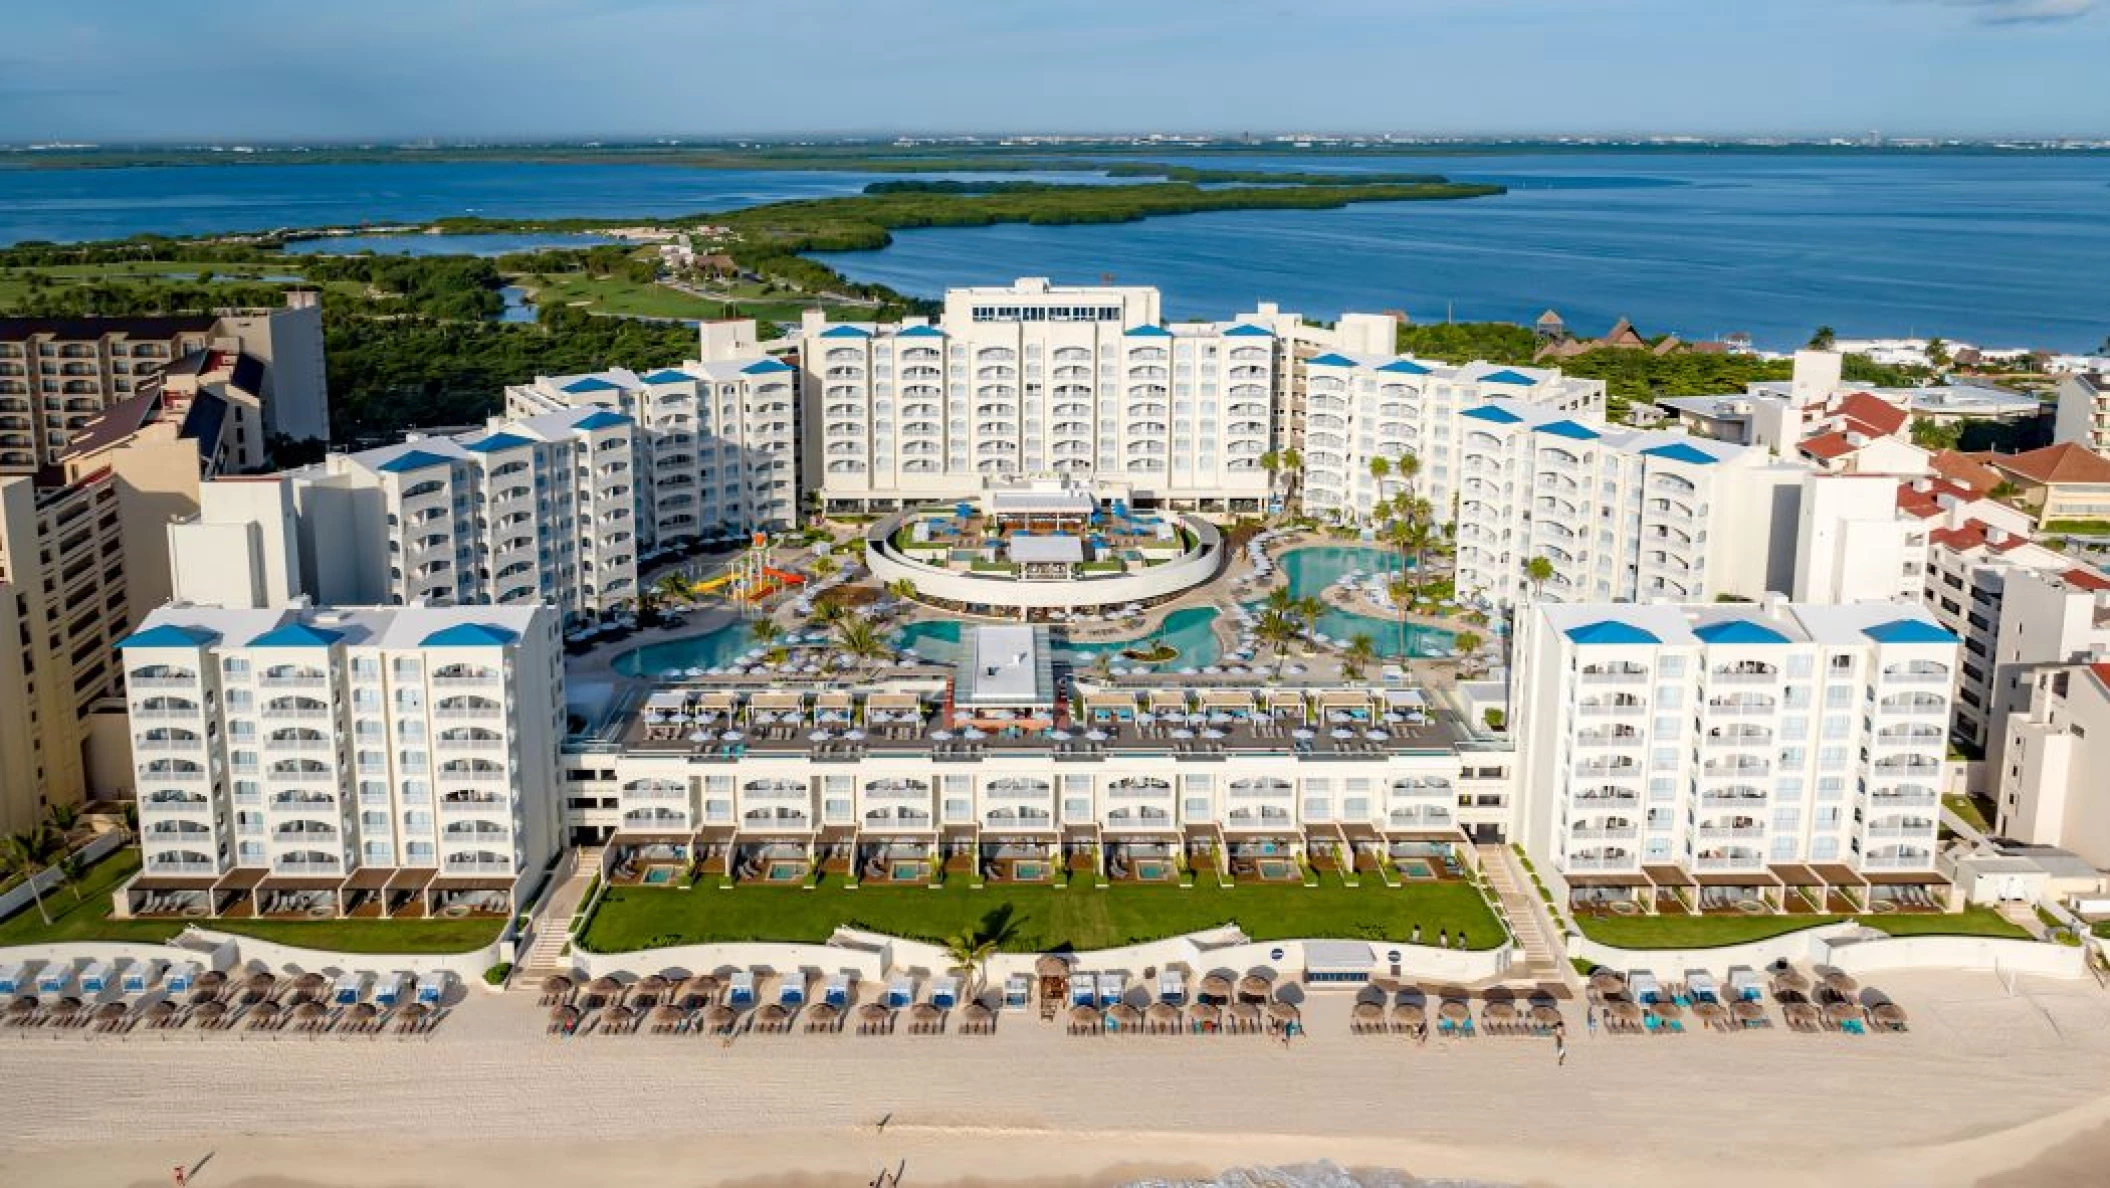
[
  {"xmin": 1345, "ymin": 633, "xmax": 1376, "ymax": 679},
  {"xmin": 1279, "ymin": 447, "xmax": 1304, "ymax": 512},
  {"xmin": 813, "ymin": 600, "xmax": 851, "ymax": 628},
  {"xmin": 1295, "ymin": 595, "xmax": 1326, "ymax": 642},
  {"xmin": 810, "ymin": 555, "xmax": 840, "ymax": 579},
  {"xmin": 942, "ymin": 905, "xmax": 1022, "ymax": 991},
  {"xmin": 1, "ymin": 828, "xmax": 64, "ymax": 926},
  {"xmin": 750, "ymin": 619, "xmax": 782, "ymax": 648},
  {"xmin": 45, "ymin": 802, "xmax": 80, "ymax": 841},
  {"xmin": 835, "ymin": 617, "xmax": 891, "ymax": 671},
  {"xmin": 1524, "ymin": 555, "xmax": 1556, "ymax": 603},
  {"xmin": 1255, "ymin": 609, "xmax": 1301, "ymax": 673},
  {"xmin": 1395, "ymin": 453, "xmax": 1421, "ymax": 502},
  {"xmin": 1366, "ymin": 457, "xmax": 1391, "ymax": 522},
  {"xmin": 885, "ymin": 577, "xmax": 917, "ymax": 603},
  {"xmin": 1259, "ymin": 450, "xmax": 1282, "ymax": 513},
  {"xmin": 1455, "ymin": 630, "xmax": 1485, "ymax": 675},
  {"xmin": 1264, "ymin": 586, "xmax": 1298, "ymax": 615}
]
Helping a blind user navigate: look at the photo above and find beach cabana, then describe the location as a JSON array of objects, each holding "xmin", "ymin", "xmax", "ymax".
[
  {"xmin": 331, "ymin": 972, "xmax": 367, "ymax": 1007},
  {"xmin": 1686, "ymin": 971, "xmax": 1720, "ymax": 1004},
  {"xmin": 1629, "ymin": 971, "xmax": 1663, "ymax": 1004},
  {"xmin": 824, "ymin": 973, "xmax": 852, "ymax": 1009},
  {"xmin": 121, "ymin": 961, "xmax": 160, "ymax": 995},
  {"xmin": 779, "ymin": 976, "xmax": 807, "ymax": 1007},
  {"xmin": 415, "ymin": 971, "xmax": 449, "ymax": 1006},
  {"xmin": 1728, "ymin": 969, "xmax": 1764, "ymax": 1002},
  {"xmin": 36, "ymin": 964, "xmax": 75, "ymax": 995},
  {"xmin": 1095, "ymin": 972, "xmax": 1124, "ymax": 1008},
  {"xmin": 0, "ymin": 962, "xmax": 26, "ymax": 996},
  {"xmin": 1158, "ymin": 968, "xmax": 1186, "ymax": 1004},
  {"xmin": 930, "ymin": 976, "xmax": 961, "ymax": 1010},
  {"xmin": 1068, "ymin": 974, "xmax": 1097, "ymax": 1008},
  {"xmin": 885, "ymin": 975, "xmax": 915, "ymax": 1009},
  {"xmin": 79, "ymin": 962, "xmax": 113, "ymax": 995},
  {"xmin": 1003, "ymin": 973, "xmax": 1031, "ymax": 1011},
  {"xmin": 374, "ymin": 973, "xmax": 409, "ymax": 1008},
  {"xmin": 728, "ymin": 970, "xmax": 757, "ymax": 1007}
]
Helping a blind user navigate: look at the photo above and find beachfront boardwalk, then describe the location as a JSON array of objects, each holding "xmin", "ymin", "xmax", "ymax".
[
  {"xmin": 1478, "ymin": 845, "xmax": 1567, "ymax": 982},
  {"xmin": 6, "ymin": 968, "xmax": 2109, "ymax": 1188}
]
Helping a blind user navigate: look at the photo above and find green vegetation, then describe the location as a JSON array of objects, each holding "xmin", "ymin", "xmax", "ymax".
[
  {"xmin": 2041, "ymin": 520, "xmax": 2110, "ymax": 536},
  {"xmin": 1944, "ymin": 793, "xmax": 1996, "ymax": 833},
  {"xmin": 0, "ymin": 848, "xmax": 501, "ymax": 954},
  {"xmin": 1575, "ymin": 905, "xmax": 2030, "ymax": 948},
  {"xmin": 484, "ymin": 962, "xmax": 514, "ymax": 985},
  {"xmin": 577, "ymin": 877, "xmax": 1504, "ymax": 953}
]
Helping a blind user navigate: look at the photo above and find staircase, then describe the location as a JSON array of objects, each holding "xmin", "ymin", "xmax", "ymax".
[
  {"xmin": 1478, "ymin": 844, "xmax": 1569, "ymax": 983},
  {"xmin": 514, "ymin": 847, "xmax": 602, "ymax": 985}
]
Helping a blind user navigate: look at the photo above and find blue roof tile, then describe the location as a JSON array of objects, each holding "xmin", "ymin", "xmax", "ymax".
[
  {"xmin": 1642, "ymin": 442, "xmax": 1720, "ymax": 466},
  {"xmin": 1460, "ymin": 404, "xmax": 1525, "ymax": 425},
  {"xmin": 1379, "ymin": 359, "xmax": 1432, "ymax": 375},
  {"xmin": 740, "ymin": 358, "xmax": 794, "ymax": 375},
  {"xmin": 1224, "ymin": 324, "xmax": 1273, "ymax": 337},
  {"xmin": 1565, "ymin": 621, "xmax": 1659, "ymax": 645},
  {"xmin": 1534, "ymin": 419, "xmax": 1602, "ymax": 441},
  {"xmin": 561, "ymin": 376, "xmax": 625, "ymax": 395},
  {"xmin": 896, "ymin": 324, "xmax": 945, "ymax": 338},
  {"xmin": 118, "ymin": 624, "xmax": 219, "ymax": 650},
  {"xmin": 422, "ymin": 622, "xmax": 519, "ymax": 648},
  {"xmin": 1124, "ymin": 325, "xmax": 1174, "ymax": 338},
  {"xmin": 1480, "ymin": 369, "xmax": 1537, "ymax": 386},
  {"xmin": 463, "ymin": 432, "xmax": 534, "ymax": 455},
  {"xmin": 640, "ymin": 369, "xmax": 694, "ymax": 384},
  {"xmin": 1693, "ymin": 619, "xmax": 1791, "ymax": 645},
  {"xmin": 572, "ymin": 410, "xmax": 632, "ymax": 431},
  {"xmin": 376, "ymin": 449, "xmax": 454, "ymax": 475},
  {"xmin": 1862, "ymin": 618, "xmax": 1957, "ymax": 645},
  {"xmin": 248, "ymin": 622, "xmax": 346, "ymax": 649},
  {"xmin": 818, "ymin": 324, "xmax": 871, "ymax": 338},
  {"xmin": 1307, "ymin": 352, "xmax": 1362, "ymax": 368}
]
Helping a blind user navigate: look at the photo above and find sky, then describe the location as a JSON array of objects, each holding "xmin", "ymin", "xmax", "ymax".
[{"xmin": 2, "ymin": 0, "xmax": 2107, "ymax": 143}]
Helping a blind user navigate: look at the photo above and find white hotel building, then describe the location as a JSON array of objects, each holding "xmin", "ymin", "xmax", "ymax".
[
  {"xmin": 118, "ymin": 604, "xmax": 564, "ymax": 918},
  {"xmin": 1448, "ymin": 399, "xmax": 1808, "ymax": 611},
  {"xmin": 1512, "ymin": 599, "xmax": 1958, "ymax": 910},
  {"xmin": 798, "ymin": 279, "xmax": 1278, "ymax": 513},
  {"xmin": 1296, "ymin": 351, "xmax": 1606, "ymax": 525}
]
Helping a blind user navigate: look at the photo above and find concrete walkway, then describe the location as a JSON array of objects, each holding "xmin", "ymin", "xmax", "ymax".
[
  {"xmin": 515, "ymin": 848, "xmax": 602, "ymax": 985},
  {"xmin": 1478, "ymin": 844, "xmax": 1572, "ymax": 985}
]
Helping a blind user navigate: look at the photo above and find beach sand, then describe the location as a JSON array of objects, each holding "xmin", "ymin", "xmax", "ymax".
[{"xmin": 5, "ymin": 968, "xmax": 2108, "ymax": 1188}]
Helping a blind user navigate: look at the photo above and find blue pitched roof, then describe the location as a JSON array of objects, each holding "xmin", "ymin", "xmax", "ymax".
[
  {"xmin": 1306, "ymin": 352, "xmax": 1361, "ymax": 368},
  {"xmin": 1379, "ymin": 359, "xmax": 1432, "ymax": 376},
  {"xmin": 1460, "ymin": 404, "xmax": 1525, "ymax": 425},
  {"xmin": 896, "ymin": 324, "xmax": 944, "ymax": 338},
  {"xmin": 248, "ymin": 622, "xmax": 346, "ymax": 649},
  {"xmin": 1862, "ymin": 618, "xmax": 1957, "ymax": 645},
  {"xmin": 376, "ymin": 449, "xmax": 454, "ymax": 475},
  {"xmin": 562, "ymin": 376, "xmax": 625, "ymax": 395},
  {"xmin": 740, "ymin": 358, "xmax": 794, "ymax": 375},
  {"xmin": 1481, "ymin": 369, "xmax": 1537, "ymax": 386},
  {"xmin": 1224, "ymin": 324, "xmax": 1273, "ymax": 338},
  {"xmin": 118, "ymin": 623, "xmax": 219, "ymax": 650},
  {"xmin": 1124, "ymin": 324, "xmax": 1174, "ymax": 338},
  {"xmin": 464, "ymin": 432, "xmax": 533, "ymax": 455},
  {"xmin": 818, "ymin": 324, "xmax": 871, "ymax": 339},
  {"xmin": 640, "ymin": 369, "xmax": 693, "ymax": 384},
  {"xmin": 422, "ymin": 622, "xmax": 520, "ymax": 648},
  {"xmin": 1642, "ymin": 442, "xmax": 1720, "ymax": 466},
  {"xmin": 1565, "ymin": 620, "xmax": 1659, "ymax": 645},
  {"xmin": 572, "ymin": 410, "xmax": 632, "ymax": 431},
  {"xmin": 1534, "ymin": 419, "xmax": 1602, "ymax": 441},
  {"xmin": 1693, "ymin": 619, "xmax": 1791, "ymax": 645}
]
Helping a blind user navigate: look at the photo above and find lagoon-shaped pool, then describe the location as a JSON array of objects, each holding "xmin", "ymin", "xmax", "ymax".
[{"xmin": 894, "ymin": 606, "xmax": 1225, "ymax": 669}]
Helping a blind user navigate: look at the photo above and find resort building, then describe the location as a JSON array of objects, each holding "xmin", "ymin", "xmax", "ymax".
[
  {"xmin": 503, "ymin": 319, "xmax": 799, "ymax": 538},
  {"xmin": 1793, "ymin": 473, "xmax": 1929, "ymax": 605},
  {"xmin": 2052, "ymin": 371, "xmax": 2110, "ymax": 453},
  {"xmin": 117, "ymin": 603, "xmax": 564, "ymax": 920},
  {"xmin": 560, "ymin": 624, "xmax": 1511, "ymax": 882},
  {"xmin": 1965, "ymin": 443, "xmax": 2110, "ymax": 530},
  {"xmin": 1296, "ymin": 351, "xmax": 1606, "ymax": 526},
  {"xmin": 177, "ymin": 405, "xmax": 643, "ymax": 624},
  {"xmin": 1998, "ymin": 661, "xmax": 2110, "ymax": 870},
  {"xmin": 797, "ymin": 279, "xmax": 1280, "ymax": 514},
  {"xmin": 1447, "ymin": 398, "xmax": 1806, "ymax": 611},
  {"xmin": 0, "ymin": 293, "xmax": 329, "ymax": 474},
  {"xmin": 1511, "ymin": 599, "xmax": 1961, "ymax": 913},
  {"xmin": 1964, "ymin": 568, "xmax": 2110, "ymax": 780}
]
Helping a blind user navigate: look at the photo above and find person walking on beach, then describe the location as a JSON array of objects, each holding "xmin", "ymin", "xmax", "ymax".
[
  {"xmin": 1554, "ymin": 1020, "xmax": 1568, "ymax": 1067},
  {"xmin": 1586, "ymin": 1007, "xmax": 1597, "ymax": 1038}
]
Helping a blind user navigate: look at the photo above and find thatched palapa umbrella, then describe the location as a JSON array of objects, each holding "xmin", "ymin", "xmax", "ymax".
[
  {"xmin": 192, "ymin": 1000, "xmax": 227, "ymax": 1021},
  {"xmin": 1235, "ymin": 974, "xmax": 1272, "ymax": 1002},
  {"xmin": 604, "ymin": 1004, "xmax": 637, "ymax": 1027},
  {"xmin": 1438, "ymin": 1000, "xmax": 1472, "ymax": 1024},
  {"xmin": 1869, "ymin": 1002, "xmax": 1906, "ymax": 1028},
  {"xmin": 187, "ymin": 988, "xmax": 219, "ymax": 1006},
  {"xmin": 1107, "ymin": 1003, "xmax": 1142, "ymax": 1029},
  {"xmin": 1187, "ymin": 1002, "xmax": 1221, "ymax": 1026},
  {"xmin": 48, "ymin": 997, "xmax": 82, "ymax": 1019},
  {"xmin": 1652, "ymin": 1000, "xmax": 1683, "ymax": 1021},
  {"xmin": 1227, "ymin": 1002, "xmax": 1261, "ymax": 1024},
  {"xmin": 589, "ymin": 975, "xmax": 624, "ymax": 1000},
  {"xmin": 651, "ymin": 1005, "xmax": 688, "ymax": 1027},
  {"xmin": 857, "ymin": 1003, "xmax": 891, "ymax": 1022},
  {"xmin": 1483, "ymin": 1000, "xmax": 1517, "ymax": 1022},
  {"xmin": 1588, "ymin": 970, "xmax": 1626, "ymax": 996},
  {"xmin": 910, "ymin": 1002, "xmax": 943, "ymax": 1022},
  {"xmin": 1732, "ymin": 1000, "xmax": 1766, "ymax": 1024},
  {"xmin": 1772, "ymin": 967, "xmax": 1810, "ymax": 993},
  {"xmin": 1199, "ymin": 973, "xmax": 1233, "ymax": 999},
  {"xmin": 1393, "ymin": 1003, "xmax": 1426, "ymax": 1027},
  {"xmin": 551, "ymin": 1004, "xmax": 581, "ymax": 1026},
  {"xmin": 1266, "ymin": 1001, "xmax": 1298, "ymax": 1024},
  {"xmin": 293, "ymin": 1002, "xmax": 327, "ymax": 1022},
  {"xmin": 1145, "ymin": 1002, "xmax": 1181, "ymax": 1031},
  {"xmin": 1606, "ymin": 1000, "xmax": 1643, "ymax": 1024},
  {"xmin": 1821, "ymin": 970, "xmax": 1859, "ymax": 995},
  {"xmin": 1530, "ymin": 1004, "xmax": 1562, "ymax": 1027},
  {"xmin": 541, "ymin": 974, "xmax": 574, "ymax": 995},
  {"xmin": 1352, "ymin": 1002, "xmax": 1384, "ymax": 1023},
  {"xmin": 348, "ymin": 1002, "xmax": 379, "ymax": 1022},
  {"xmin": 1034, "ymin": 955, "xmax": 1070, "ymax": 979},
  {"xmin": 1068, "ymin": 1004, "xmax": 1102, "ymax": 1027},
  {"xmin": 7, "ymin": 995, "xmax": 37, "ymax": 1016},
  {"xmin": 705, "ymin": 1005, "xmax": 738, "ymax": 1032},
  {"xmin": 1823, "ymin": 1001, "xmax": 1859, "ymax": 1026},
  {"xmin": 196, "ymin": 970, "xmax": 227, "ymax": 991},
  {"xmin": 293, "ymin": 972, "xmax": 327, "ymax": 996},
  {"xmin": 1691, "ymin": 1001, "xmax": 1727, "ymax": 1025},
  {"xmin": 95, "ymin": 1001, "xmax": 129, "ymax": 1023},
  {"xmin": 398, "ymin": 1002, "xmax": 431, "ymax": 1021},
  {"xmin": 144, "ymin": 1000, "xmax": 177, "ymax": 1022},
  {"xmin": 809, "ymin": 1001, "xmax": 842, "ymax": 1025},
  {"xmin": 245, "ymin": 972, "xmax": 277, "ymax": 994}
]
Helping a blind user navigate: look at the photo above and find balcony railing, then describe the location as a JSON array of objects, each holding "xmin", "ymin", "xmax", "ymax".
[
  {"xmin": 1568, "ymin": 826, "xmax": 1640, "ymax": 841},
  {"xmin": 1696, "ymin": 826, "xmax": 1765, "ymax": 841}
]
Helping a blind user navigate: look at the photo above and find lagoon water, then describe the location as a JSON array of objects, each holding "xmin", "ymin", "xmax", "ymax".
[{"xmin": 4, "ymin": 152, "xmax": 2107, "ymax": 349}]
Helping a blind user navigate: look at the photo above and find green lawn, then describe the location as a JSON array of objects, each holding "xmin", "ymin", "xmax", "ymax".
[
  {"xmin": 0, "ymin": 848, "xmax": 500, "ymax": 955},
  {"xmin": 1575, "ymin": 905, "xmax": 2030, "ymax": 949},
  {"xmin": 1943, "ymin": 794, "xmax": 1996, "ymax": 834},
  {"xmin": 579, "ymin": 876, "xmax": 1505, "ymax": 954}
]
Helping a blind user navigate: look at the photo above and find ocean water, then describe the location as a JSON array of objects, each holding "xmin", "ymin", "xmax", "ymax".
[
  {"xmin": 1125, "ymin": 1161, "xmax": 1505, "ymax": 1188},
  {"xmin": 811, "ymin": 151, "xmax": 2110, "ymax": 351}
]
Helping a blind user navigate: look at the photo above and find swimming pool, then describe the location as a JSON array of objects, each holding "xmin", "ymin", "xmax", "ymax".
[
  {"xmin": 1396, "ymin": 857, "xmax": 1438, "ymax": 880},
  {"xmin": 1265, "ymin": 546, "xmax": 1457, "ymax": 660},
  {"xmin": 1134, "ymin": 861, "xmax": 1174, "ymax": 881},
  {"xmin": 613, "ymin": 621, "xmax": 765, "ymax": 678},
  {"xmin": 1257, "ymin": 858, "xmax": 1299, "ymax": 881},
  {"xmin": 642, "ymin": 865, "xmax": 679, "ymax": 885},
  {"xmin": 890, "ymin": 861, "xmax": 925, "ymax": 881},
  {"xmin": 895, "ymin": 606, "xmax": 1224, "ymax": 669}
]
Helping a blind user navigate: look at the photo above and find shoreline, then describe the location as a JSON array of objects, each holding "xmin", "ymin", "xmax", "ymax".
[{"xmin": 5, "ymin": 968, "xmax": 2108, "ymax": 1188}]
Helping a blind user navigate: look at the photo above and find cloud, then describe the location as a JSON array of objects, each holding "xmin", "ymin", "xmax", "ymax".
[{"xmin": 1928, "ymin": 0, "xmax": 2096, "ymax": 23}]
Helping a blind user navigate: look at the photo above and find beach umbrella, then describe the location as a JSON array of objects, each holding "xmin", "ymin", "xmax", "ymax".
[
  {"xmin": 1199, "ymin": 974, "xmax": 1233, "ymax": 999},
  {"xmin": 48, "ymin": 997, "xmax": 82, "ymax": 1018},
  {"xmin": 1652, "ymin": 1001, "xmax": 1683, "ymax": 1021},
  {"xmin": 245, "ymin": 972, "xmax": 277, "ymax": 994},
  {"xmin": 1870, "ymin": 1002, "xmax": 1907, "ymax": 1029},
  {"xmin": 1606, "ymin": 1000, "xmax": 1643, "ymax": 1024},
  {"xmin": 604, "ymin": 1005, "xmax": 637, "ymax": 1026},
  {"xmin": 95, "ymin": 1001, "xmax": 129, "ymax": 1022},
  {"xmin": 1068, "ymin": 1004, "xmax": 1102, "ymax": 1027},
  {"xmin": 348, "ymin": 1003, "xmax": 379, "ymax": 1021},
  {"xmin": 636, "ymin": 974, "xmax": 671, "ymax": 994},
  {"xmin": 144, "ymin": 1001, "xmax": 177, "ymax": 1022},
  {"xmin": 398, "ymin": 1002, "xmax": 432, "ymax": 1021},
  {"xmin": 1823, "ymin": 1001, "xmax": 1859, "ymax": 1026},
  {"xmin": 1146, "ymin": 1002, "xmax": 1181, "ymax": 1029},
  {"xmin": 1732, "ymin": 1000, "xmax": 1767, "ymax": 1025},
  {"xmin": 248, "ymin": 1001, "xmax": 281, "ymax": 1023},
  {"xmin": 1108, "ymin": 1004, "xmax": 1142, "ymax": 1028},
  {"xmin": 6, "ymin": 996, "xmax": 35, "ymax": 1017},
  {"xmin": 1439, "ymin": 1000, "xmax": 1472, "ymax": 1024},
  {"xmin": 810, "ymin": 1002, "xmax": 843, "ymax": 1025},
  {"xmin": 706, "ymin": 1005, "xmax": 739, "ymax": 1031},
  {"xmin": 293, "ymin": 1002, "xmax": 327, "ymax": 1021},
  {"xmin": 1227, "ymin": 1002, "xmax": 1261, "ymax": 1023},
  {"xmin": 1353, "ymin": 1002, "xmax": 1384, "ymax": 1023},
  {"xmin": 1692, "ymin": 1002, "xmax": 1727, "ymax": 1025},
  {"xmin": 1483, "ymin": 1000, "xmax": 1517, "ymax": 1022},
  {"xmin": 191, "ymin": 1000, "xmax": 225, "ymax": 1020},
  {"xmin": 1035, "ymin": 955, "xmax": 1071, "ymax": 979},
  {"xmin": 188, "ymin": 988, "xmax": 219, "ymax": 1006},
  {"xmin": 196, "ymin": 970, "xmax": 227, "ymax": 990},
  {"xmin": 589, "ymin": 976, "xmax": 624, "ymax": 998},
  {"xmin": 1266, "ymin": 1001, "xmax": 1298, "ymax": 1023},
  {"xmin": 1772, "ymin": 968, "xmax": 1810, "ymax": 993},
  {"xmin": 1529, "ymin": 1004, "xmax": 1562, "ymax": 1027},
  {"xmin": 652, "ymin": 1005, "xmax": 688, "ymax": 1026},
  {"xmin": 1393, "ymin": 1003, "xmax": 1426, "ymax": 1027},
  {"xmin": 681, "ymin": 974, "xmax": 721, "ymax": 998},
  {"xmin": 1188, "ymin": 1003, "xmax": 1221, "ymax": 1025},
  {"xmin": 541, "ymin": 975, "xmax": 574, "ymax": 995},
  {"xmin": 294, "ymin": 972, "xmax": 327, "ymax": 995},
  {"xmin": 1236, "ymin": 974, "xmax": 1272, "ymax": 1001},
  {"xmin": 551, "ymin": 1005, "xmax": 581, "ymax": 1025},
  {"xmin": 859, "ymin": 1003, "xmax": 893, "ymax": 1023},
  {"xmin": 1588, "ymin": 970, "xmax": 1626, "ymax": 996},
  {"xmin": 1821, "ymin": 971, "xmax": 1859, "ymax": 995},
  {"xmin": 758, "ymin": 1003, "xmax": 789, "ymax": 1025}
]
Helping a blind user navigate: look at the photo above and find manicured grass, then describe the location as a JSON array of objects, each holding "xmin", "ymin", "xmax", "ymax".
[
  {"xmin": 515, "ymin": 272, "xmax": 728, "ymax": 319},
  {"xmin": 1575, "ymin": 905, "xmax": 2030, "ymax": 949},
  {"xmin": 0, "ymin": 848, "xmax": 500, "ymax": 955},
  {"xmin": 1943, "ymin": 794, "xmax": 1996, "ymax": 833},
  {"xmin": 579, "ymin": 877, "xmax": 1505, "ymax": 954}
]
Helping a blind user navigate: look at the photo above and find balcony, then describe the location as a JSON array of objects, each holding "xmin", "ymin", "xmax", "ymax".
[
  {"xmin": 1693, "ymin": 855, "xmax": 1764, "ymax": 871},
  {"xmin": 1864, "ymin": 822, "xmax": 1937, "ymax": 840},
  {"xmin": 1579, "ymin": 669, "xmax": 1649, "ymax": 686},
  {"xmin": 1695, "ymin": 826, "xmax": 1765, "ymax": 842},
  {"xmin": 1564, "ymin": 856, "xmax": 1638, "ymax": 872},
  {"xmin": 1568, "ymin": 826, "xmax": 1640, "ymax": 842},
  {"xmin": 1570, "ymin": 792, "xmax": 1640, "ymax": 809},
  {"xmin": 1699, "ymin": 793, "xmax": 1768, "ymax": 811},
  {"xmin": 1867, "ymin": 789, "xmax": 1939, "ymax": 809}
]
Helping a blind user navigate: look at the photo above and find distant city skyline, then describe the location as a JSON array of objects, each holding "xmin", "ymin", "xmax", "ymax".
[{"xmin": 2, "ymin": 0, "xmax": 2107, "ymax": 142}]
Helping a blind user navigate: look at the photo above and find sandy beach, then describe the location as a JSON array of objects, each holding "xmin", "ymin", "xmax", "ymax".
[{"xmin": 6, "ymin": 968, "xmax": 2109, "ymax": 1188}]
